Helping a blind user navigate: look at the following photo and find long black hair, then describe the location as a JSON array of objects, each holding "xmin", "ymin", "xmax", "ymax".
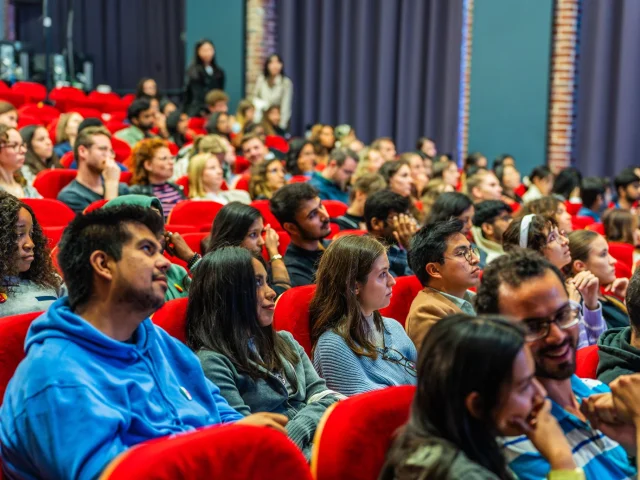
[
  {"xmin": 185, "ymin": 247, "xmax": 298, "ymax": 379},
  {"xmin": 380, "ymin": 314, "xmax": 526, "ymax": 480},
  {"xmin": 285, "ymin": 138, "xmax": 314, "ymax": 175},
  {"xmin": 206, "ymin": 202, "xmax": 262, "ymax": 253},
  {"xmin": 426, "ymin": 192, "xmax": 473, "ymax": 225},
  {"xmin": 186, "ymin": 39, "xmax": 223, "ymax": 80},
  {"xmin": 263, "ymin": 53, "xmax": 285, "ymax": 79}
]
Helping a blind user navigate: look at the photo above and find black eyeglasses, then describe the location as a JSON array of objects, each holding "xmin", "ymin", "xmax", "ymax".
[
  {"xmin": 445, "ymin": 246, "xmax": 480, "ymax": 264},
  {"xmin": 521, "ymin": 304, "xmax": 580, "ymax": 342},
  {"xmin": 379, "ymin": 347, "xmax": 417, "ymax": 377}
]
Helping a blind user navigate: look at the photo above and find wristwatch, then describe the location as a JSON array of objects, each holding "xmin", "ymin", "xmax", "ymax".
[{"xmin": 269, "ymin": 254, "xmax": 283, "ymax": 263}]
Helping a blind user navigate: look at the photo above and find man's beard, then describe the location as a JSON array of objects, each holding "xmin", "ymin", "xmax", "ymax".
[
  {"xmin": 534, "ymin": 338, "xmax": 576, "ymax": 380},
  {"xmin": 118, "ymin": 282, "xmax": 165, "ymax": 314}
]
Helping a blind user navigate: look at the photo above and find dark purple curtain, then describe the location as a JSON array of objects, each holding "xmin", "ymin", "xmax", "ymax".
[
  {"xmin": 573, "ymin": 0, "xmax": 640, "ymax": 177},
  {"xmin": 14, "ymin": 0, "xmax": 185, "ymax": 93},
  {"xmin": 276, "ymin": 0, "xmax": 464, "ymax": 154}
]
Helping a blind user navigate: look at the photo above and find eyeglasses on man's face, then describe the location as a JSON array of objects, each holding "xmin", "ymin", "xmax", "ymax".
[{"xmin": 520, "ymin": 304, "xmax": 580, "ymax": 342}]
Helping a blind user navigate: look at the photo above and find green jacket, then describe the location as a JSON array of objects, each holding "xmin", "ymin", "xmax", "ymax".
[
  {"xmin": 114, "ymin": 125, "xmax": 146, "ymax": 147},
  {"xmin": 597, "ymin": 327, "xmax": 640, "ymax": 384}
]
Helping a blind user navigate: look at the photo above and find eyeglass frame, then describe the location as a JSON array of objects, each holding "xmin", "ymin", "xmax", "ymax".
[
  {"xmin": 546, "ymin": 228, "xmax": 568, "ymax": 246},
  {"xmin": 378, "ymin": 346, "xmax": 417, "ymax": 377},
  {"xmin": 443, "ymin": 245, "xmax": 481, "ymax": 265},
  {"xmin": 1, "ymin": 142, "xmax": 27, "ymax": 152},
  {"xmin": 520, "ymin": 303, "xmax": 581, "ymax": 342}
]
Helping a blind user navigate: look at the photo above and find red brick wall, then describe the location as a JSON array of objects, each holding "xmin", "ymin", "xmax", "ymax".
[{"xmin": 245, "ymin": 0, "xmax": 277, "ymax": 99}]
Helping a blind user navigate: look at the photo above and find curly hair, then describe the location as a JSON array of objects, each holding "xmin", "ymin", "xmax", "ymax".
[
  {"xmin": 502, "ymin": 214, "xmax": 556, "ymax": 254},
  {"xmin": 0, "ymin": 192, "xmax": 60, "ymax": 295},
  {"xmin": 129, "ymin": 138, "xmax": 169, "ymax": 185},
  {"xmin": 249, "ymin": 158, "xmax": 281, "ymax": 200}
]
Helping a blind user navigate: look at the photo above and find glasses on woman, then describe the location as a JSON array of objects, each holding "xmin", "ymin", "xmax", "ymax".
[
  {"xmin": 2, "ymin": 143, "xmax": 27, "ymax": 151},
  {"xmin": 521, "ymin": 303, "xmax": 580, "ymax": 342},
  {"xmin": 546, "ymin": 229, "xmax": 567, "ymax": 245},
  {"xmin": 379, "ymin": 347, "xmax": 417, "ymax": 377}
]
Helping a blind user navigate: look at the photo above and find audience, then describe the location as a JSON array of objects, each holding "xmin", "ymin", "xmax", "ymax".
[
  {"xmin": 58, "ymin": 127, "xmax": 129, "ymax": 213},
  {"xmin": 188, "ymin": 152, "xmax": 250, "ymax": 204},
  {"xmin": 355, "ymin": 146, "xmax": 385, "ymax": 178},
  {"xmin": 53, "ymin": 112, "xmax": 83, "ymax": 157},
  {"xmin": 129, "ymin": 138, "xmax": 186, "ymax": 217},
  {"xmin": 249, "ymin": 157, "xmax": 286, "ymax": 200},
  {"xmin": 285, "ymin": 139, "xmax": 316, "ymax": 177},
  {"xmin": 465, "ymin": 169, "xmax": 503, "ymax": 203},
  {"xmin": 476, "ymin": 250, "xmax": 637, "ymax": 479},
  {"xmin": 381, "ymin": 315, "xmax": 580, "ymax": 480},
  {"xmin": 520, "ymin": 195, "xmax": 574, "ymax": 234},
  {"xmin": 496, "ymin": 163, "xmax": 523, "ymax": 204},
  {"xmin": 578, "ymin": 177, "xmax": 605, "ymax": 221},
  {"xmin": 241, "ymin": 133, "xmax": 271, "ymax": 167},
  {"xmin": 613, "ymin": 168, "xmax": 640, "ymax": 211},
  {"xmin": 426, "ymin": 192, "xmax": 475, "ymax": 236},
  {"xmin": 270, "ymin": 183, "xmax": 331, "ymax": 286},
  {"xmin": 364, "ymin": 190, "xmax": 416, "ymax": 277},
  {"xmin": 184, "ymin": 39, "xmax": 225, "ymax": 117},
  {"xmin": 379, "ymin": 159, "xmax": 413, "ymax": 199},
  {"xmin": 371, "ymin": 137, "xmax": 397, "ymax": 162},
  {"xmin": 310, "ymin": 124, "xmax": 335, "ymax": 167},
  {"xmin": 0, "ymin": 192, "xmax": 64, "ymax": 315},
  {"xmin": 310, "ymin": 235, "xmax": 417, "ymax": 395},
  {"xmin": 206, "ymin": 202, "xmax": 290, "ymax": 296},
  {"xmin": 0, "ymin": 124, "xmax": 40, "ymax": 198},
  {"xmin": 552, "ymin": 167, "xmax": 582, "ymax": 203},
  {"xmin": 471, "ymin": 200, "xmax": 512, "ymax": 267},
  {"xmin": 416, "ymin": 136, "xmax": 436, "ymax": 160},
  {"xmin": 333, "ymin": 173, "xmax": 386, "ymax": 231},
  {"xmin": 522, "ymin": 165, "xmax": 554, "ymax": 203},
  {"xmin": 0, "ymin": 101, "xmax": 18, "ymax": 128},
  {"xmin": 20, "ymin": 125, "xmax": 60, "ymax": 184},
  {"xmin": 186, "ymin": 247, "xmax": 336, "ymax": 458},
  {"xmin": 0, "ymin": 205, "xmax": 287, "ymax": 479},
  {"xmin": 308, "ymin": 148, "xmax": 358, "ymax": 204},
  {"xmin": 431, "ymin": 159, "xmax": 460, "ymax": 189},
  {"xmin": 114, "ymin": 98, "xmax": 157, "ymax": 147},
  {"xmin": 405, "ymin": 220, "xmax": 480, "ymax": 349},
  {"xmin": 253, "ymin": 54, "xmax": 293, "ymax": 130}
]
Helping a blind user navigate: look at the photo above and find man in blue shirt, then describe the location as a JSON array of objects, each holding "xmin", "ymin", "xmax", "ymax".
[
  {"xmin": 0, "ymin": 205, "xmax": 287, "ymax": 480},
  {"xmin": 309, "ymin": 147, "xmax": 358, "ymax": 204},
  {"xmin": 577, "ymin": 177, "xmax": 605, "ymax": 222},
  {"xmin": 476, "ymin": 250, "xmax": 636, "ymax": 480}
]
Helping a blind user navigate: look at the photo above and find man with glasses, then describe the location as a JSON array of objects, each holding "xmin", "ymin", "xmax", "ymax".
[
  {"xmin": 476, "ymin": 250, "xmax": 636, "ymax": 480},
  {"xmin": 471, "ymin": 199, "xmax": 512, "ymax": 267},
  {"xmin": 58, "ymin": 127, "xmax": 129, "ymax": 214},
  {"xmin": 405, "ymin": 219, "xmax": 481, "ymax": 350},
  {"xmin": 309, "ymin": 148, "xmax": 358, "ymax": 205}
]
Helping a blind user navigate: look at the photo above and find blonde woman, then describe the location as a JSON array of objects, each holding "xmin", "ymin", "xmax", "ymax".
[
  {"xmin": 54, "ymin": 112, "xmax": 84, "ymax": 157},
  {"xmin": 188, "ymin": 152, "xmax": 250, "ymax": 204},
  {"xmin": 173, "ymin": 134, "xmax": 235, "ymax": 180}
]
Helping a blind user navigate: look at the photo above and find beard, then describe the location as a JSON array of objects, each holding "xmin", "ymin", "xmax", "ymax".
[
  {"xmin": 299, "ymin": 222, "xmax": 330, "ymax": 241},
  {"xmin": 533, "ymin": 337, "xmax": 577, "ymax": 380},
  {"xmin": 118, "ymin": 281, "xmax": 165, "ymax": 314}
]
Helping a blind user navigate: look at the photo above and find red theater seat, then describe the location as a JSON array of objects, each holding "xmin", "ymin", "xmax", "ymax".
[
  {"xmin": 323, "ymin": 200, "xmax": 348, "ymax": 218},
  {"xmin": 251, "ymin": 199, "xmax": 283, "ymax": 230},
  {"xmin": 265, "ymin": 135, "xmax": 289, "ymax": 153},
  {"xmin": 572, "ymin": 216, "xmax": 595, "ymax": 230},
  {"xmin": 152, "ymin": 297, "xmax": 188, "ymax": 343},
  {"xmin": 576, "ymin": 345, "xmax": 599, "ymax": 379},
  {"xmin": 32, "ymin": 169, "xmax": 77, "ymax": 198},
  {"xmin": 21, "ymin": 198, "xmax": 75, "ymax": 227},
  {"xmin": 288, "ymin": 175, "xmax": 309, "ymax": 184},
  {"xmin": 565, "ymin": 201, "xmax": 583, "ymax": 216},
  {"xmin": 60, "ymin": 151, "xmax": 74, "ymax": 168},
  {"xmin": 273, "ymin": 285, "xmax": 315, "ymax": 356},
  {"xmin": 379, "ymin": 275, "xmax": 423, "ymax": 328},
  {"xmin": 608, "ymin": 242, "xmax": 634, "ymax": 269},
  {"xmin": 167, "ymin": 201, "xmax": 225, "ymax": 229}
]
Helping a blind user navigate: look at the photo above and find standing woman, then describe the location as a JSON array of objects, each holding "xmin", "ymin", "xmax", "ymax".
[
  {"xmin": 20, "ymin": 125, "xmax": 60, "ymax": 185},
  {"xmin": 253, "ymin": 54, "xmax": 293, "ymax": 131},
  {"xmin": 183, "ymin": 39, "xmax": 225, "ymax": 117},
  {"xmin": 0, "ymin": 124, "xmax": 40, "ymax": 198}
]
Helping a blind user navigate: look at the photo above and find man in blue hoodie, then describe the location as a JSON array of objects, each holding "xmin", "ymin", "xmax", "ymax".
[{"xmin": 0, "ymin": 205, "xmax": 287, "ymax": 480}]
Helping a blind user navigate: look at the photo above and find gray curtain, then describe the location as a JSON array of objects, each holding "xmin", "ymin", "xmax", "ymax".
[
  {"xmin": 574, "ymin": 0, "xmax": 640, "ymax": 177},
  {"xmin": 276, "ymin": 0, "xmax": 464, "ymax": 155}
]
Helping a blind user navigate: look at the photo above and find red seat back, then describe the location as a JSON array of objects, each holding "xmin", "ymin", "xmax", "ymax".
[
  {"xmin": 42, "ymin": 225, "xmax": 65, "ymax": 248},
  {"xmin": 311, "ymin": 385, "xmax": 415, "ymax": 480},
  {"xmin": 379, "ymin": 276, "xmax": 423, "ymax": 328},
  {"xmin": 32, "ymin": 169, "xmax": 77, "ymax": 199},
  {"xmin": 576, "ymin": 345, "xmax": 599, "ymax": 379},
  {"xmin": 111, "ymin": 136, "xmax": 132, "ymax": 164},
  {"xmin": 12, "ymin": 81, "xmax": 47, "ymax": 102},
  {"xmin": 608, "ymin": 242, "xmax": 634, "ymax": 269},
  {"xmin": 273, "ymin": 285, "xmax": 316, "ymax": 356},
  {"xmin": 60, "ymin": 151, "xmax": 74, "ymax": 168},
  {"xmin": 265, "ymin": 135, "xmax": 289, "ymax": 153},
  {"xmin": 167, "ymin": 201, "xmax": 225, "ymax": 229},
  {"xmin": 18, "ymin": 104, "xmax": 60, "ymax": 125},
  {"xmin": 181, "ymin": 232, "xmax": 209, "ymax": 255},
  {"xmin": 565, "ymin": 200, "xmax": 583, "ymax": 216},
  {"xmin": 288, "ymin": 175, "xmax": 309, "ymax": 184},
  {"xmin": 323, "ymin": 200, "xmax": 348, "ymax": 218},
  {"xmin": 0, "ymin": 311, "xmax": 43, "ymax": 403},
  {"xmin": 100, "ymin": 424, "xmax": 312, "ymax": 480},
  {"xmin": 152, "ymin": 297, "xmax": 188, "ymax": 343},
  {"xmin": 251, "ymin": 199, "xmax": 283, "ymax": 230},
  {"xmin": 175, "ymin": 175, "xmax": 190, "ymax": 197},
  {"xmin": 21, "ymin": 198, "xmax": 75, "ymax": 227},
  {"xmin": 234, "ymin": 156, "xmax": 251, "ymax": 175},
  {"xmin": 235, "ymin": 175, "xmax": 250, "ymax": 192},
  {"xmin": 586, "ymin": 222, "xmax": 604, "ymax": 234},
  {"xmin": 84, "ymin": 199, "xmax": 109, "ymax": 213},
  {"xmin": 572, "ymin": 216, "xmax": 595, "ymax": 230}
]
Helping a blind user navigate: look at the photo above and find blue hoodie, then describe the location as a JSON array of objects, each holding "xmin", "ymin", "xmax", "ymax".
[{"xmin": 0, "ymin": 298, "xmax": 243, "ymax": 480}]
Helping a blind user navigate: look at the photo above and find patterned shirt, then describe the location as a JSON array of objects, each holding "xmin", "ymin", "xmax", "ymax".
[{"xmin": 152, "ymin": 183, "xmax": 183, "ymax": 218}]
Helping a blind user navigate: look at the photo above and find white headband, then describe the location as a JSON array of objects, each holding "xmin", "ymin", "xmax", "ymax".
[{"xmin": 520, "ymin": 214, "xmax": 535, "ymax": 248}]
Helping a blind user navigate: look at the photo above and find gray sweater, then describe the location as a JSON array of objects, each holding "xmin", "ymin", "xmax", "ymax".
[
  {"xmin": 0, "ymin": 278, "xmax": 66, "ymax": 317},
  {"xmin": 197, "ymin": 331, "xmax": 342, "ymax": 458}
]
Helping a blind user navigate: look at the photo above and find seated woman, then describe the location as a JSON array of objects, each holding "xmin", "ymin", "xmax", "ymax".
[
  {"xmin": 249, "ymin": 158, "xmax": 286, "ymax": 200},
  {"xmin": 379, "ymin": 159, "xmax": 413, "ymax": 199},
  {"xmin": 0, "ymin": 101, "xmax": 18, "ymax": 128},
  {"xmin": 129, "ymin": 138, "xmax": 186, "ymax": 217},
  {"xmin": 0, "ymin": 124, "xmax": 40, "ymax": 198},
  {"xmin": 205, "ymin": 112, "xmax": 231, "ymax": 141},
  {"xmin": 20, "ymin": 125, "xmax": 61, "ymax": 185},
  {"xmin": 53, "ymin": 112, "xmax": 83, "ymax": 158},
  {"xmin": 567, "ymin": 230, "xmax": 630, "ymax": 329},
  {"xmin": 503, "ymin": 214, "xmax": 606, "ymax": 348},
  {"xmin": 380, "ymin": 314, "xmax": 580, "ymax": 480},
  {"xmin": 431, "ymin": 158, "xmax": 460, "ymax": 190},
  {"xmin": 518, "ymin": 195, "xmax": 573, "ymax": 233},
  {"xmin": 354, "ymin": 147, "xmax": 385, "ymax": 179},
  {"xmin": 166, "ymin": 110, "xmax": 188, "ymax": 149},
  {"xmin": 602, "ymin": 208, "xmax": 640, "ymax": 266},
  {"xmin": 425, "ymin": 192, "xmax": 475, "ymax": 236},
  {"xmin": 310, "ymin": 235, "xmax": 417, "ymax": 396},
  {"xmin": 260, "ymin": 105, "xmax": 287, "ymax": 138},
  {"xmin": 496, "ymin": 163, "xmax": 523, "ymax": 204},
  {"xmin": 188, "ymin": 152, "xmax": 250, "ymax": 204},
  {"xmin": 206, "ymin": 202, "xmax": 290, "ymax": 296},
  {"xmin": 309, "ymin": 124, "xmax": 335, "ymax": 168},
  {"xmin": 285, "ymin": 139, "xmax": 316, "ymax": 178},
  {"xmin": 103, "ymin": 195, "xmax": 201, "ymax": 300},
  {"xmin": 186, "ymin": 246, "xmax": 340, "ymax": 458},
  {"xmin": 0, "ymin": 192, "xmax": 65, "ymax": 316}
]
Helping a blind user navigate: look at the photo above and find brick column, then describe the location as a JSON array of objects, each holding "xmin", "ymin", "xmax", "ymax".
[
  {"xmin": 546, "ymin": 0, "xmax": 581, "ymax": 174},
  {"xmin": 458, "ymin": 0, "xmax": 474, "ymax": 166},
  {"xmin": 245, "ymin": 0, "xmax": 277, "ymax": 99}
]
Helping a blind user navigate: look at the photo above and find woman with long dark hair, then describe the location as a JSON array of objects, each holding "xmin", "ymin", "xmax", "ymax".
[
  {"xmin": 186, "ymin": 247, "xmax": 340, "ymax": 458},
  {"xmin": 310, "ymin": 235, "xmax": 417, "ymax": 396},
  {"xmin": 285, "ymin": 139, "xmax": 316, "ymax": 177},
  {"xmin": 380, "ymin": 314, "xmax": 579, "ymax": 480},
  {"xmin": 183, "ymin": 39, "xmax": 226, "ymax": 117},
  {"xmin": 19, "ymin": 125, "xmax": 61, "ymax": 185},
  {"xmin": 0, "ymin": 192, "xmax": 64, "ymax": 316},
  {"xmin": 206, "ymin": 202, "xmax": 290, "ymax": 296}
]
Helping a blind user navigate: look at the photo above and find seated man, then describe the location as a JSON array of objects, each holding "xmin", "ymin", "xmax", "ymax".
[
  {"xmin": 364, "ymin": 190, "xmax": 416, "ymax": 278},
  {"xmin": 0, "ymin": 205, "xmax": 286, "ymax": 480},
  {"xmin": 205, "ymin": 89, "xmax": 229, "ymax": 115},
  {"xmin": 405, "ymin": 219, "xmax": 480, "ymax": 349},
  {"xmin": 57, "ymin": 126, "xmax": 130, "ymax": 213},
  {"xmin": 309, "ymin": 148, "xmax": 358, "ymax": 204},
  {"xmin": 241, "ymin": 133, "xmax": 273, "ymax": 168},
  {"xmin": 465, "ymin": 169, "xmax": 503, "ymax": 203},
  {"xmin": 598, "ymin": 267, "xmax": 640, "ymax": 384},
  {"xmin": 114, "ymin": 98, "xmax": 157, "ymax": 147},
  {"xmin": 371, "ymin": 137, "xmax": 397, "ymax": 162},
  {"xmin": 578, "ymin": 177, "xmax": 605, "ymax": 222},
  {"xmin": 332, "ymin": 173, "xmax": 386, "ymax": 230},
  {"xmin": 270, "ymin": 183, "xmax": 332, "ymax": 287},
  {"xmin": 476, "ymin": 250, "xmax": 637, "ymax": 480},
  {"xmin": 522, "ymin": 165, "xmax": 554, "ymax": 203},
  {"xmin": 613, "ymin": 168, "xmax": 639, "ymax": 211},
  {"xmin": 471, "ymin": 199, "xmax": 512, "ymax": 267}
]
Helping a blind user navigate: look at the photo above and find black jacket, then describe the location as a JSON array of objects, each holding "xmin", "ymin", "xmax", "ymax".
[{"xmin": 183, "ymin": 64, "xmax": 225, "ymax": 117}]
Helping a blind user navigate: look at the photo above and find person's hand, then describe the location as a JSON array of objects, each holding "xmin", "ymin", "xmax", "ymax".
[
  {"xmin": 565, "ymin": 280, "xmax": 582, "ymax": 304},
  {"xmin": 236, "ymin": 412, "xmax": 288, "ymax": 435},
  {"xmin": 611, "ymin": 374, "xmax": 640, "ymax": 426},
  {"xmin": 605, "ymin": 277, "xmax": 629, "ymax": 299},
  {"xmin": 102, "ymin": 159, "xmax": 121, "ymax": 185},
  {"xmin": 155, "ymin": 112, "xmax": 168, "ymax": 134},
  {"xmin": 510, "ymin": 400, "xmax": 576, "ymax": 470},
  {"xmin": 164, "ymin": 231, "xmax": 195, "ymax": 263},
  {"xmin": 264, "ymin": 224, "xmax": 280, "ymax": 257},
  {"xmin": 581, "ymin": 392, "xmax": 638, "ymax": 454},
  {"xmin": 392, "ymin": 214, "xmax": 418, "ymax": 250},
  {"xmin": 569, "ymin": 270, "xmax": 600, "ymax": 310}
]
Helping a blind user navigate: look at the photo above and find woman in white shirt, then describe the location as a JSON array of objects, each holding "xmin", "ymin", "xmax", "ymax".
[
  {"xmin": 188, "ymin": 152, "xmax": 250, "ymax": 204},
  {"xmin": 253, "ymin": 54, "xmax": 293, "ymax": 130}
]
